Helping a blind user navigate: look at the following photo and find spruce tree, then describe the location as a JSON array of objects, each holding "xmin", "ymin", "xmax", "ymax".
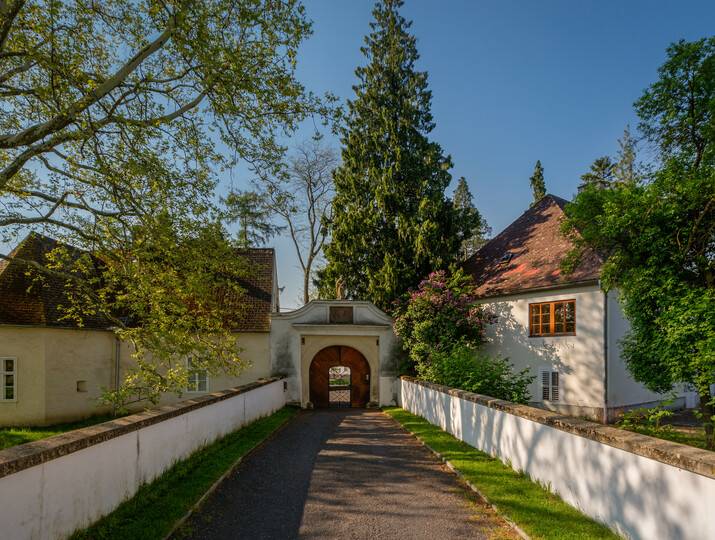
[
  {"xmin": 319, "ymin": 0, "xmax": 469, "ymax": 310},
  {"xmin": 529, "ymin": 160, "xmax": 546, "ymax": 206},
  {"xmin": 453, "ymin": 177, "xmax": 490, "ymax": 259}
]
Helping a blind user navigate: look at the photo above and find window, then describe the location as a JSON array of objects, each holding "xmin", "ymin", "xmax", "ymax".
[
  {"xmin": 540, "ymin": 368, "xmax": 560, "ymax": 402},
  {"xmin": 529, "ymin": 300, "xmax": 575, "ymax": 336},
  {"xmin": 186, "ymin": 361, "xmax": 208, "ymax": 393},
  {"xmin": 1, "ymin": 357, "xmax": 17, "ymax": 401}
]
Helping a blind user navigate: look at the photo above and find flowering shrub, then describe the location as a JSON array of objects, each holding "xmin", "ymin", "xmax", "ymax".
[
  {"xmin": 392, "ymin": 268, "xmax": 533, "ymax": 403},
  {"xmin": 392, "ymin": 268, "xmax": 497, "ymax": 369}
]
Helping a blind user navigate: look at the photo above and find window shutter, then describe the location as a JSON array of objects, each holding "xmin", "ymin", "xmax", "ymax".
[
  {"xmin": 541, "ymin": 370, "xmax": 551, "ymax": 401},
  {"xmin": 551, "ymin": 371, "xmax": 560, "ymax": 402},
  {"xmin": 540, "ymin": 369, "xmax": 560, "ymax": 402}
]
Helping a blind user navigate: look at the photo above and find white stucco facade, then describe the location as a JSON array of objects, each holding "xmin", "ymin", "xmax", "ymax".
[
  {"xmin": 477, "ymin": 283, "xmax": 673, "ymax": 420},
  {"xmin": 269, "ymin": 300, "xmax": 400, "ymax": 407}
]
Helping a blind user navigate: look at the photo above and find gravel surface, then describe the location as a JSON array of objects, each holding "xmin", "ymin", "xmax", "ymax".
[{"xmin": 174, "ymin": 409, "xmax": 513, "ymax": 540}]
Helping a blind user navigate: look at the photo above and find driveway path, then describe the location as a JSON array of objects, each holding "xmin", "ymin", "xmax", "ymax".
[{"xmin": 175, "ymin": 409, "xmax": 512, "ymax": 540}]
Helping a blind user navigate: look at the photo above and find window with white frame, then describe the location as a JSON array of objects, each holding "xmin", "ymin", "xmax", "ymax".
[
  {"xmin": 185, "ymin": 361, "xmax": 208, "ymax": 393},
  {"xmin": 1, "ymin": 357, "xmax": 17, "ymax": 401},
  {"xmin": 539, "ymin": 368, "xmax": 560, "ymax": 402}
]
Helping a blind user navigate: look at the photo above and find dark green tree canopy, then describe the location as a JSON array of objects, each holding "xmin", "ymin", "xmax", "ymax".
[
  {"xmin": 318, "ymin": 0, "xmax": 473, "ymax": 310},
  {"xmin": 453, "ymin": 177, "xmax": 490, "ymax": 259},
  {"xmin": 529, "ymin": 160, "xmax": 546, "ymax": 206},
  {"xmin": 580, "ymin": 156, "xmax": 614, "ymax": 187}
]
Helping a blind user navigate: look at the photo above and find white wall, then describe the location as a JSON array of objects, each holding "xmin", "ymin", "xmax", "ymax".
[
  {"xmin": 478, "ymin": 285, "xmax": 671, "ymax": 419},
  {"xmin": 0, "ymin": 378, "xmax": 286, "ymax": 540},
  {"xmin": 399, "ymin": 377, "xmax": 715, "ymax": 540}
]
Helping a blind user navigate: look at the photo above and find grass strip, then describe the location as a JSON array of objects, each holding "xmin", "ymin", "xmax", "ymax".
[
  {"xmin": 383, "ymin": 407, "xmax": 620, "ymax": 540},
  {"xmin": 0, "ymin": 414, "xmax": 116, "ymax": 450},
  {"xmin": 71, "ymin": 406, "xmax": 299, "ymax": 540}
]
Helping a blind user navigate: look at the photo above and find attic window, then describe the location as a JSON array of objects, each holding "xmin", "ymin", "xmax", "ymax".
[{"xmin": 499, "ymin": 253, "xmax": 513, "ymax": 264}]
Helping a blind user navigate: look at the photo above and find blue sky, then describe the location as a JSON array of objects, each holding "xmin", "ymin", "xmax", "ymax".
[{"xmin": 263, "ymin": 0, "xmax": 715, "ymax": 308}]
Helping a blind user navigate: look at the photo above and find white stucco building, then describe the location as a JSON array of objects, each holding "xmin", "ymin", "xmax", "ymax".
[{"xmin": 463, "ymin": 194, "xmax": 697, "ymax": 421}]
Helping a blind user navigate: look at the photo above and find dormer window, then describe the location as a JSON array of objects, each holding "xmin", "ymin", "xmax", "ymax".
[{"xmin": 499, "ymin": 253, "xmax": 513, "ymax": 264}]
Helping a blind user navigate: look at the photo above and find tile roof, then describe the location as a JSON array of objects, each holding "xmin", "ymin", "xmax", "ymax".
[
  {"xmin": 223, "ymin": 248, "xmax": 275, "ymax": 332},
  {"xmin": 0, "ymin": 235, "xmax": 276, "ymax": 332},
  {"xmin": 0, "ymin": 234, "xmax": 110, "ymax": 328},
  {"xmin": 462, "ymin": 194, "xmax": 603, "ymax": 298}
]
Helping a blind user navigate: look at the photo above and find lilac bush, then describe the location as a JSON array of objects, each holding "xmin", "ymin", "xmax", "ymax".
[{"xmin": 392, "ymin": 269, "xmax": 497, "ymax": 370}]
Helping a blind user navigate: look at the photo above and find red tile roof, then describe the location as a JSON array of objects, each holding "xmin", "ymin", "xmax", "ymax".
[
  {"xmin": 0, "ymin": 235, "xmax": 276, "ymax": 332},
  {"xmin": 463, "ymin": 195, "xmax": 603, "ymax": 298},
  {"xmin": 0, "ymin": 234, "xmax": 110, "ymax": 328}
]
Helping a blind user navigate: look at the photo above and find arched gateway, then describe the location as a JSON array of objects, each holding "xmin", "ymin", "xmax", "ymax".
[
  {"xmin": 268, "ymin": 300, "xmax": 399, "ymax": 408},
  {"xmin": 309, "ymin": 346, "xmax": 370, "ymax": 408}
]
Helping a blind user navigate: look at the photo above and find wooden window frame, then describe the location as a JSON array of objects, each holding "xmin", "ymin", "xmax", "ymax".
[{"xmin": 529, "ymin": 300, "xmax": 576, "ymax": 337}]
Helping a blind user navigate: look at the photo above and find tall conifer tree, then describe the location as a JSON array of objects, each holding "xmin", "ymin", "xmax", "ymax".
[
  {"xmin": 529, "ymin": 160, "xmax": 546, "ymax": 206},
  {"xmin": 319, "ymin": 0, "xmax": 472, "ymax": 310}
]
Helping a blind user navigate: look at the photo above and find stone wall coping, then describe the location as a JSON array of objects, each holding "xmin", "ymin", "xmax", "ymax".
[
  {"xmin": 0, "ymin": 376, "xmax": 285, "ymax": 479},
  {"xmin": 402, "ymin": 376, "xmax": 715, "ymax": 480}
]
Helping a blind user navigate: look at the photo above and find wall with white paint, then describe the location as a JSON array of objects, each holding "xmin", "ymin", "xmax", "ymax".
[
  {"xmin": 0, "ymin": 377, "xmax": 286, "ymax": 539},
  {"xmin": 399, "ymin": 377, "xmax": 715, "ymax": 540}
]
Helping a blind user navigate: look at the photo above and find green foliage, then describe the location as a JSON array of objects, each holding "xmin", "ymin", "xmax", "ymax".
[
  {"xmin": 0, "ymin": 1, "xmax": 331, "ymax": 404},
  {"xmin": 453, "ymin": 177, "xmax": 490, "ymax": 259},
  {"xmin": 318, "ymin": 0, "xmax": 475, "ymax": 310},
  {"xmin": 615, "ymin": 395, "xmax": 676, "ymax": 437},
  {"xmin": 529, "ymin": 160, "xmax": 546, "ymax": 206},
  {"xmin": 392, "ymin": 269, "xmax": 497, "ymax": 368},
  {"xmin": 580, "ymin": 156, "xmax": 614, "ymax": 187},
  {"xmin": 392, "ymin": 269, "xmax": 532, "ymax": 403},
  {"xmin": 221, "ymin": 189, "xmax": 284, "ymax": 247},
  {"xmin": 562, "ymin": 36, "xmax": 715, "ymax": 441},
  {"xmin": 420, "ymin": 344, "xmax": 534, "ymax": 404}
]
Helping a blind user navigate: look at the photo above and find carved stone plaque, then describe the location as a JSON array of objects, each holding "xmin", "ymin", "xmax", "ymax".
[{"xmin": 329, "ymin": 306, "xmax": 353, "ymax": 324}]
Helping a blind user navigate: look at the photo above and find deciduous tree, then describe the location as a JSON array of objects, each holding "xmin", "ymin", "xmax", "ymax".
[
  {"xmin": 257, "ymin": 138, "xmax": 336, "ymax": 304},
  {"xmin": 0, "ymin": 0, "xmax": 329, "ymax": 406},
  {"xmin": 562, "ymin": 37, "xmax": 715, "ymax": 443}
]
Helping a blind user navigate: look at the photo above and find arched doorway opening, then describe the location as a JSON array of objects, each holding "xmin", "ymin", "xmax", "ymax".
[{"xmin": 309, "ymin": 346, "xmax": 370, "ymax": 408}]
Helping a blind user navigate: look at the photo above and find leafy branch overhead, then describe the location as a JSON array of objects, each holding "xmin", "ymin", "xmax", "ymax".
[
  {"xmin": 562, "ymin": 36, "xmax": 715, "ymax": 444},
  {"xmin": 0, "ymin": 0, "xmax": 333, "ymax": 406}
]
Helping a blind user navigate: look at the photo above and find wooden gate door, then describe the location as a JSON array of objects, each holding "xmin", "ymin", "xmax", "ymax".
[{"xmin": 309, "ymin": 346, "xmax": 370, "ymax": 408}]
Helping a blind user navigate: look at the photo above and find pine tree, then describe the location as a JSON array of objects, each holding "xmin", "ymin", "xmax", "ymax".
[
  {"xmin": 580, "ymin": 156, "xmax": 615, "ymax": 187},
  {"xmin": 613, "ymin": 125, "xmax": 639, "ymax": 184},
  {"xmin": 453, "ymin": 177, "xmax": 490, "ymax": 259},
  {"xmin": 318, "ymin": 0, "xmax": 469, "ymax": 310},
  {"xmin": 529, "ymin": 160, "xmax": 546, "ymax": 206}
]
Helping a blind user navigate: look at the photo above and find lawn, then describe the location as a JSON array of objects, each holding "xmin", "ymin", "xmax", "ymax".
[
  {"xmin": 383, "ymin": 407, "xmax": 620, "ymax": 540},
  {"xmin": 0, "ymin": 414, "xmax": 116, "ymax": 451},
  {"xmin": 71, "ymin": 406, "xmax": 299, "ymax": 540}
]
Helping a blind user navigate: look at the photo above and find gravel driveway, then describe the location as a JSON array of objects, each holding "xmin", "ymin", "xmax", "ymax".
[{"xmin": 174, "ymin": 409, "xmax": 515, "ymax": 540}]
